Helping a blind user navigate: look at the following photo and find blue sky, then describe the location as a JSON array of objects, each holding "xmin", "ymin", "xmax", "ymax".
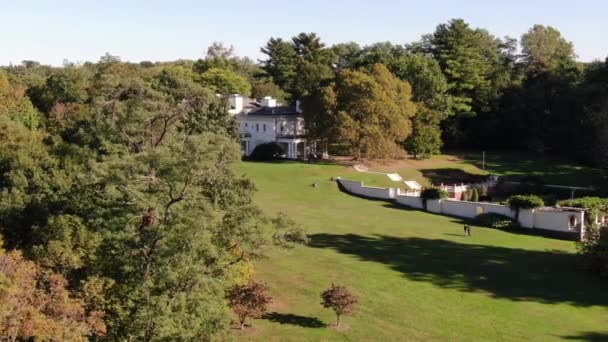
[{"xmin": 1, "ymin": 0, "xmax": 607, "ymax": 66}]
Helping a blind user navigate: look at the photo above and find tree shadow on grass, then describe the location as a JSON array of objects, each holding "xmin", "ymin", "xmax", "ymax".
[
  {"xmin": 420, "ymin": 168, "xmax": 487, "ymax": 185},
  {"xmin": 561, "ymin": 331, "xmax": 608, "ymax": 341},
  {"xmin": 309, "ymin": 234, "xmax": 608, "ymax": 307},
  {"xmin": 262, "ymin": 312, "xmax": 326, "ymax": 328}
]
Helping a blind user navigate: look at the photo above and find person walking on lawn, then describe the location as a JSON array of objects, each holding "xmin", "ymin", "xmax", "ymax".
[{"xmin": 464, "ymin": 224, "xmax": 471, "ymax": 237}]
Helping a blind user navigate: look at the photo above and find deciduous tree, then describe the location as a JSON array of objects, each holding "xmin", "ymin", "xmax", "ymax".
[
  {"xmin": 320, "ymin": 283, "xmax": 358, "ymax": 327},
  {"xmin": 226, "ymin": 280, "xmax": 273, "ymax": 329},
  {"xmin": 318, "ymin": 64, "xmax": 416, "ymax": 159}
]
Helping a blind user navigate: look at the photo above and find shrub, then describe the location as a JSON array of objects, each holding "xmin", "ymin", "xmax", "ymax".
[
  {"xmin": 471, "ymin": 188, "xmax": 479, "ymax": 202},
  {"xmin": 577, "ymin": 224, "xmax": 608, "ymax": 278},
  {"xmin": 474, "ymin": 213, "xmax": 520, "ymax": 229},
  {"xmin": 249, "ymin": 142, "xmax": 285, "ymax": 161},
  {"xmin": 558, "ymin": 197, "xmax": 608, "ymax": 212},
  {"xmin": 327, "ymin": 143, "xmax": 352, "ymax": 156},
  {"xmin": 507, "ymin": 194, "xmax": 544, "ymax": 219},
  {"xmin": 421, "ymin": 187, "xmax": 449, "ymax": 200},
  {"xmin": 506, "ymin": 195, "xmax": 544, "ymax": 210}
]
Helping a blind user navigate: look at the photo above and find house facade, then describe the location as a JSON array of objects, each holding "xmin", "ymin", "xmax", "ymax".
[{"xmin": 227, "ymin": 94, "xmax": 310, "ymax": 159}]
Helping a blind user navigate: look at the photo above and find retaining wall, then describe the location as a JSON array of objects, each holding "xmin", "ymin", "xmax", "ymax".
[
  {"xmin": 395, "ymin": 195, "xmax": 424, "ymax": 209},
  {"xmin": 337, "ymin": 178, "xmax": 584, "ymax": 239},
  {"xmin": 337, "ymin": 179, "xmax": 395, "ymax": 200},
  {"xmin": 440, "ymin": 200, "xmax": 515, "ymax": 219}
]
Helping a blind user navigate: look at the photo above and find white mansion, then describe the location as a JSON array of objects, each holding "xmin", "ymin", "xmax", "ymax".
[{"xmin": 226, "ymin": 94, "xmax": 311, "ymax": 159}]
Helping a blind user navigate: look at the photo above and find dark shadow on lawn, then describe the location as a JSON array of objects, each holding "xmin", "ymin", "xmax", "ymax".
[
  {"xmin": 242, "ymin": 158, "xmax": 340, "ymax": 167},
  {"xmin": 384, "ymin": 202, "xmax": 577, "ymax": 241},
  {"xmin": 420, "ymin": 168, "xmax": 487, "ymax": 185},
  {"xmin": 309, "ymin": 233, "xmax": 608, "ymax": 307},
  {"xmin": 262, "ymin": 312, "xmax": 326, "ymax": 328},
  {"xmin": 455, "ymin": 151, "xmax": 607, "ymax": 188},
  {"xmin": 444, "ymin": 233, "xmax": 466, "ymax": 238},
  {"xmin": 561, "ymin": 331, "xmax": 608, "ymax": 341}
]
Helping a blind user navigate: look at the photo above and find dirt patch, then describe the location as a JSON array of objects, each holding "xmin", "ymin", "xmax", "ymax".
[
  {"xmin": 230, "ymin": 324, "xmax": 259, "ymax": 335},
  {"xmin": 267, "ymin": 298, "xmax": 291, "ymax": 312},
  {"xmin": 329, "ymin": 322, "xmax": 351, "ymax": 332}
]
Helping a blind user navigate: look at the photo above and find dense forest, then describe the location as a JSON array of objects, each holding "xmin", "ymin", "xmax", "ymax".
[{"xmin": 0, "ymin": 18, "xmax": 607, "ymax": 340}]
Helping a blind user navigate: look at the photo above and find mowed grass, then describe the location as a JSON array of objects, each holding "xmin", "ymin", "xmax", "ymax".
[
  {"xmin": 350, "ymin": 151, "xmax": 606, "ymax": 189},
  {"xmin": 233, "ymin": 161, "xmax": 608, "ymax": 341}
]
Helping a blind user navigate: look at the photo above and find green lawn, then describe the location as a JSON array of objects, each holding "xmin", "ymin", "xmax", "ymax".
[{"xmin": 233, "ymin": 161, "xmax": 608, "ymax": 341}]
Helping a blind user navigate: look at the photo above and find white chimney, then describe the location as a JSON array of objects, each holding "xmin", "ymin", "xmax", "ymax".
[
  {"xmin": 228, "ymin": 94, "xmax": 243, "ymax": 114},
  {"xmin": 261, "ymin": 96, "xmax": 277, "ymax": 108}
]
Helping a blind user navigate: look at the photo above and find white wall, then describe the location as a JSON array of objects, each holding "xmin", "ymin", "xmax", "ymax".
[
  {"xmin": 533, "ymin": 209, "xmax": 584, "ymax": 233},
  {"xmin": 337, "ymin": 178, "xmax": 585, "ymax": 238},
  {"xmin": 426, "ymin": 200, "xmax": 442, "ymax": 213},
  {"xmin": 518, "ymin": 209, "xmax": 535, "ymax": 229},
  {"xmin": 337, "ymin": 179, "xmax": 395, "ymax": 200},
  {"xmin": 441, "ymin": 200, "xmax": 515, "ymax": 219},
  {"xmin": 395, "ymin": 195, "xmax": 424, "ymax": 209}
]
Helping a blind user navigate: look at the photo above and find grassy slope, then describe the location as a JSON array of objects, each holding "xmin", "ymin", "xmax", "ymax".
[
  {"xmin": 233, "ymin": 161, "xmax": 608, "ymax": 341},
  {"xmin": 348, "ymin": 151, "xmax": 606, "ymax": 189}
]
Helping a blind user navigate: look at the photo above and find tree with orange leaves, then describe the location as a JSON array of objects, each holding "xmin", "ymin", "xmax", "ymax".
[{"xmin": 0, "ymin": 236, "xmax": 106, "ymax": 341}]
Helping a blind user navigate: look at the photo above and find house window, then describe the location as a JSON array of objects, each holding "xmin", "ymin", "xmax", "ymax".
[
  {"xmin": 280, "ymin": 125, "xmax": 284, "ymax": 132},
  {"xmin": 263, "ymin": 124, "xmax": 266, "ymax": 132},
  {"xmin": 256, "ymin": 124, "xmax": 259, "ymax": 132},
  {"xmin": 245, "ymin": 123, "xmax": 248, "ymax": 127}
]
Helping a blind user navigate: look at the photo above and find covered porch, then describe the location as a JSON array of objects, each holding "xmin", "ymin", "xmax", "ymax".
[{"xmin": 277, "ymin": 138, "xmax": 308, "ymax": 159}]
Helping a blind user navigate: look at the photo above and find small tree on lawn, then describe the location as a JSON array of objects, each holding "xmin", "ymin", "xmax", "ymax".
[
  {"xmin": 226, "ymin": 280, "xmax": 273, "ymax": 330},
  {"xmin": 320, "ymin": 283, "xmax": 358, "ymax": 327}
]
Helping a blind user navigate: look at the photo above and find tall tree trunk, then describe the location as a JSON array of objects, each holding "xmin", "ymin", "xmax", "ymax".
[{"xmin": 336, "ymin": 313, "xmax": 340, "ymax": 327}]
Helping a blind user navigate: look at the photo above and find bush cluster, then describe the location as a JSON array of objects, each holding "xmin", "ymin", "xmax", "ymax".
[
  {"xmin": 421, "ymin": 187, "xmax": 449, "ymax": 200},
  {"xmin": 506, "ymin": 194, "xmax": 544, "ymax": 211},
  {"xmin": 474, "ymin": 213, "xmax": 520, "ymax": 229},
  {"xmin": 577, "ymin": 225, "xmax": 608, "ymax": 278},
  {"xmin": 249, "ymin": 142, "xmax": 285, "ymax": 161}
]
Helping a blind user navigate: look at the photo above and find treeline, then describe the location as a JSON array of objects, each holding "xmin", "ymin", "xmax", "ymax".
[
  {"xmin": 0, "ymin": 52, "xmax": 306, "ymax": 339},
  {"xmin": 258, "ymin": 20, "xmax": 608, "ymax": 165}
]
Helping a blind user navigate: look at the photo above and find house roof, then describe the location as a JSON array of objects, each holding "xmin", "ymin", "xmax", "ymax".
[
  {"xmin": 242, "ymin": 97, "xmax": 261, "ymax": 111},
  {"xmin": 247, "ymin": 105, "xmax": 301, "ymax": 117}
]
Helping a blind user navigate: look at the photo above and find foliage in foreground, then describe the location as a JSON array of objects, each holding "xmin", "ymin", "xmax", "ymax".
[
  {"xmin": 0, "ymin": 57, "xmax": 305, "ymax": 340},
  {"xmin": 0, "ymin": 236, "xmax": 105, "ymax": 341},
  {"xmin": 577, "ymin": 225, "xmax": 608, "ymax": 278}
]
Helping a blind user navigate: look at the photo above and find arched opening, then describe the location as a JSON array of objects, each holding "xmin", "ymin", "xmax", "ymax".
[{"xmin": 568, "ymin": 215, "xmax": 578, "ymax": 230}]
